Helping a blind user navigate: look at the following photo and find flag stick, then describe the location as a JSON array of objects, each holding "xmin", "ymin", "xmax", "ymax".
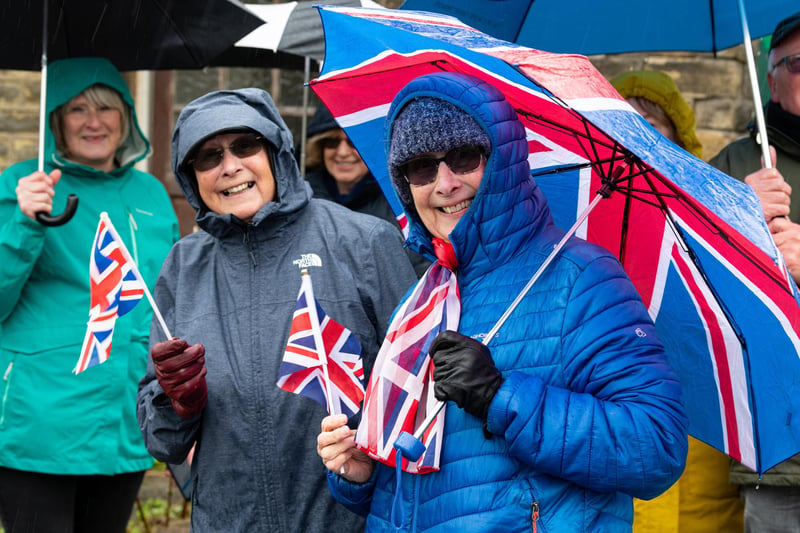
[
  {"xmin": 100, "ymin": 212, "xmax": 172, "ymax": 340},
  {"xmin": 301, "ymin": 269, "xmax": 338, "ymax": 415}
]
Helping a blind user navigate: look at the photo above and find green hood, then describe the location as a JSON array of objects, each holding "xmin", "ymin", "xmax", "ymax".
[{"xmin": 45, "ymin": 57, "xmax": 149, "ymax": 170}]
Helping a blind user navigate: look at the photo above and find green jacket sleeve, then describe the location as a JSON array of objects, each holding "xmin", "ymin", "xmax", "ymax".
[{"xmin": 0, "ymin": 169, "xmax": 48, "ymax": 322}]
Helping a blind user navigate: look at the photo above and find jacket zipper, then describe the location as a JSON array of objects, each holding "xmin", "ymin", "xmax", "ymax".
[
  {"xmin": 531, "ymin": 501, "xmax": 539, "ymax": 533},
  {"xmin": 1, "ymin": 362, "xmax": 12, "ymax": 426},
  {"xmin": 243, "ymin": 229, "xmax": 258, "ymax": 266}
]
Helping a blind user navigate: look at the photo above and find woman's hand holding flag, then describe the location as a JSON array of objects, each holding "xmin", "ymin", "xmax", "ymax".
[{"xmin": 318, "ymin": 414, "xmax": 375, "ymax": 483}]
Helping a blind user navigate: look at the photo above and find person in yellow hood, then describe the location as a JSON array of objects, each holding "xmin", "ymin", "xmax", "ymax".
[
  {"xmin": 611, "ymin": 69, "xmax": 743, "ymax": 533},
  {"xmin": 612, "ymin": 69, "xmax": 703, "ymax": 159}
]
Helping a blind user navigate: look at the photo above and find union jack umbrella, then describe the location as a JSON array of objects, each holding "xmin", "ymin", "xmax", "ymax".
[{"xmin": 309, "ymin": 5, "xmax": 800, "ymax": 474}]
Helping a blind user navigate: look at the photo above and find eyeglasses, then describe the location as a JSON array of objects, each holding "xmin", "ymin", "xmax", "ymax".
[
  {"xmin": 187, "ymin": 133, "xmax": 265, "ymax": 172},
  {"xmin": 400, "ymin": 146, "xmax": 486, "ymax": 187},
  {"xmin": 771, "ymin": 53, "xmax": 800, "ymax": 74},
  {"xmin": 320, "ymin": 136, "xmax": 355, "ymax": 150}
]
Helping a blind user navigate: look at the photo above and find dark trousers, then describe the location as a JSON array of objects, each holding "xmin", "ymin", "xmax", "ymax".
[
  {"xmin": 0, "ymin": 467, "xmax": 145, "ymax": 533},
  {"xmin": 742, "ymin": 485, "xmax": 800, "ymax": 533}
]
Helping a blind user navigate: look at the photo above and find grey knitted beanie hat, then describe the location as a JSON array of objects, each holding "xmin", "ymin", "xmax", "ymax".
[{"xmin": 388, "ymin": 97, "xmax": 491, "ymax": 209}]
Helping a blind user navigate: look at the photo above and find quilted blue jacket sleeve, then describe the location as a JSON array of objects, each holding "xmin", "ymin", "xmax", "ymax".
[{"xmin": 486, "ymin": 253, "xmax": 688, "ymax": 500}]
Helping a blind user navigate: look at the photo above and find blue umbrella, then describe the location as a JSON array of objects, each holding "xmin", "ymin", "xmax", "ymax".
[
  {"xmin": 400, "ymin": 0, "xmax": 794, "ymax": 169},
  {"xmin": 399, "ymin": 0, "xmax": 794, "ymax": 55},
  {"xmin": 310, "ymin": 4, "xmax": 800, "ymax": 475}
]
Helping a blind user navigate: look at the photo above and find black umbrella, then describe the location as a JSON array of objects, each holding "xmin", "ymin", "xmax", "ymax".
[
  {"xmin": 0, "ymin": 0, "xmax": 263, "ymax": 225},
  {"xmin": 0, "ymin": 0, "xmax": 263, "ymax": 71}
]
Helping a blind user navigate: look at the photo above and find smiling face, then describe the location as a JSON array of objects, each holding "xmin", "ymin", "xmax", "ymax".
[
  {"xmin": 408, "ymin": 149, "xmax": 486, "ymax": 242},
  {"xmin": 192, "ymin": 132, "xmax": 275, "ymax": 222},
  {"xmin": 59, "ymin": 92, "xmax": 124, "ymax": 172},
  {"xmin": 321, "ymin": 129, "xmax": 370, "ymax": 194}
]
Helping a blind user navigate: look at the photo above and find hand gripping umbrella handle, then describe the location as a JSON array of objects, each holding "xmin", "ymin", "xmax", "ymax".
[{"xmin": 36, "ymin": 194, "xmax": 79, "ymax": 226}]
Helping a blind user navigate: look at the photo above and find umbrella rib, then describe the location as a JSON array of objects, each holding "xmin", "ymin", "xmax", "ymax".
[
  {"xmin": 523, "ymin": 107, "xmax": 792, "ymax": 295},
  {"xmin": 638, "ymin": 158, "xmax": 795, "ymax": 298},
  {"xmin": 516, "ymin": 107, "xmax": 633, "ymax": 189},
  {"xmin": 150, "ymin": 0, "xmax": 203, "ymax": 66},
  {"xmin": 519, "ymin": 102, "xmax": 776, "ymax": 285}
]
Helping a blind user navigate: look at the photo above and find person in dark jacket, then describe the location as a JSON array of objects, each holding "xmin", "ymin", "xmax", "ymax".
[
  {"xmin": 305, "ymin": 104, "xmax": 429, "ymax": 277},
  {"xmin": 709, "ymin": 11, "xmax": 800, "ymax": 531},
  {"xmin": 136, "ymin": 88, "xmax": 418, "ymax": 531},
  {"xmin": 316, "ymin": 72, "xmax": 688, "ymax": 532}
]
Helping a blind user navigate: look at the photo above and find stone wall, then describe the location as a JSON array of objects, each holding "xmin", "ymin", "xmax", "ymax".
[{"xmin": 0, "ymin": 70, "xmax": 41, "ymax": 169}]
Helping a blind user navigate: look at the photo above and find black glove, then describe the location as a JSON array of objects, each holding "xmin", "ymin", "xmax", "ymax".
[{"xmin": 430, "ymin": 330, "xmax": 503, "ymax": 421}]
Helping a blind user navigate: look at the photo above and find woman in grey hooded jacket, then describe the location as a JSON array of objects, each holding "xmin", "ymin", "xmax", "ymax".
[{"xmin": 136, "ymin": 88, "xmax": 417, "ymax": 531}]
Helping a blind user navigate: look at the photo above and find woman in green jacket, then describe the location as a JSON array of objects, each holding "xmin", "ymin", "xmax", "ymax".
[{"xmin": 0, "ymin": 57, "xmax": 178, "ymax": 533}]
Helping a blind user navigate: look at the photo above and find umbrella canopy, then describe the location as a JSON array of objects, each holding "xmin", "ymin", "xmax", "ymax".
[
  {"xmin": 400, "ymin": 0, "xmax": 795, "ymax": 169},
  {"xmin": 205, "ymin": 0, "xmax": 383, "ymax": 174},
  {"xmin": 0, "ymin": 0, "xmax": 263, "ymax": 71},
  {"xmin": 310, "ymin": 5, "xmax": 800, "ymax": 475},
  {"xmin": 233, "ymin": 0, "xmax": 381, "ymax": 63},
  {"xmin": 399, "ymin": 0, "xmax": 795, "ymax": 55}
]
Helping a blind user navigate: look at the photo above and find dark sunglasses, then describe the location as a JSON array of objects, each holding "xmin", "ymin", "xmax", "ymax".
[
  {"xmin": 772, "ymin": 52, "xmax": 800, "ymax": 74},
  {"xmin": 187, "ymin": 133, "xmax": 265, "ymax": 172},
  {"xmin": 400, "ymin": 146, "xmax": 486, "ymax": 187},
  {"xmin": 320, "ymin": 136, "xmax": 355, "ymax": 150}
]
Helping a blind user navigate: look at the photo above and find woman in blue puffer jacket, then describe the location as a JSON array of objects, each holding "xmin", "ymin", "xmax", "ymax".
[{"xmin": 316, "ymin": 72, "xmax": 688, "ymax": 532}]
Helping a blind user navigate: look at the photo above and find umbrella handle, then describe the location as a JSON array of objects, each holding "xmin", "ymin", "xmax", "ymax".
[{"xmin": 36, "ymin": 194, "xmax": 79, "ymax": 226}]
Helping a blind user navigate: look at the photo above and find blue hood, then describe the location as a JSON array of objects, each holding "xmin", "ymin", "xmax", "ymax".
[{"xmin": 385, "ymin": 72, "xmax": 554, "ymax": 277}]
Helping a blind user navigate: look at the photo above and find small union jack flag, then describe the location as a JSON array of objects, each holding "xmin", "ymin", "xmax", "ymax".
[
  {"xmin": 74, "ymin": 213, "xmax": 145, "ymax": 374},
  {"xmin": 355, "ymin": 263, "xmax": 460, "ymax": 474},
  {"xmin": 277, "ymin": 270, "xmax": 365, "ymax": 417}
]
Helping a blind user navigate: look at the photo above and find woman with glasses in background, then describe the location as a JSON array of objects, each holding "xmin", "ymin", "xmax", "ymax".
[
  {"xmin": 136, "ymin": 88, "xmax": 417, "ymax": 532},
  {"xmin": 304, "ymin": 104, "xmax": 429, "ymax": 277}
]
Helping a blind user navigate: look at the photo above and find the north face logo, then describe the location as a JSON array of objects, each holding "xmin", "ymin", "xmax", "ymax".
[{"xmin": 293, "ymin": 253, "xmax": 322, "ymax": 269}]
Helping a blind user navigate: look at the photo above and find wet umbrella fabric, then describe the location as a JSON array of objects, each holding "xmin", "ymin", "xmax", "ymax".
[
  {"xmin": 398, "ymin": 0, "xmax": 796, "ymax": 55},
  {"xmin": 310, "ymin": 5, "xmax": 800, "ymax": 475},
  {"xmin": 399, "ymin": 0, "xmax": 794, "ymax": 171},
  {"xmin": 0, "ymin": 0, "xmax": 264, "ymax": 71}
]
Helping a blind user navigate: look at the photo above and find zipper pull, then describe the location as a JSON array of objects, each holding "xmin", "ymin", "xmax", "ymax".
[
  {"xmin": 128, "ymin": 211, "xmax": 140, "ymax": 265},
  {"xmin": 531, "ymin": 501, "xmax": 539, "ymax": 533},
  {"xmin": 3, "ymin": 362, "xmax": 12, "ymax": 380}
]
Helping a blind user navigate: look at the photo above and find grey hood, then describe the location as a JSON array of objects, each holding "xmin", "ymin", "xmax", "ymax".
[{"xmin": 171, "ymin": 88, "xmax": 312, "ymax": 237}]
